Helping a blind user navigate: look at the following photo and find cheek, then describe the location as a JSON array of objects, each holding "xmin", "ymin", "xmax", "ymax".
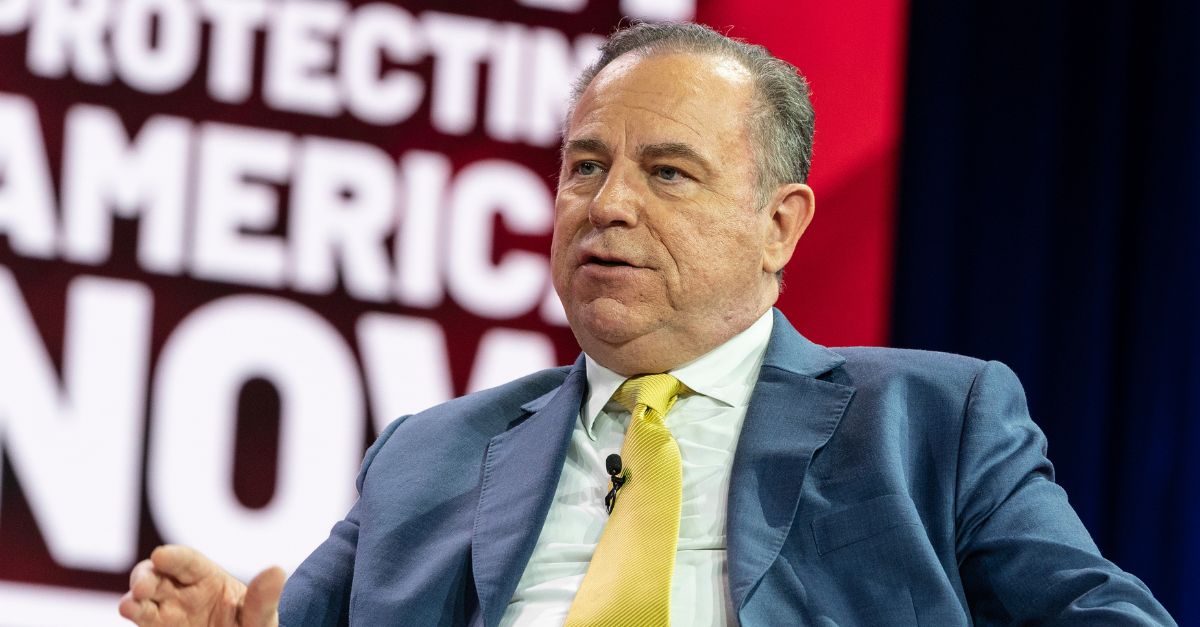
[
  {"xmin": 673, "ymin": 224, "xmax": 760, "ymax": 285},
  {"xmin": 550, "ymin": 210, "xmax": 582, "ymax": 281},
  {"xmin": 549, "ymin": 229, "xmax": 571, "ymax": 280}
]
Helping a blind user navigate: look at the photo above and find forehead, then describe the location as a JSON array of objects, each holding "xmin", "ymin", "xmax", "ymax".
[{"xmin": 566, "ymin": 51, "xmax": 757, "ymax": 150}]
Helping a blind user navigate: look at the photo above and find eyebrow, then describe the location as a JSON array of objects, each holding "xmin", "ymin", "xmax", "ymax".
[
  {"xmin": 564, "ymin": 138, "xmax": 714, "ymax": 177},
  {"xmin": 563, "ymin": 138, "xmax": 610, "ymax": 157}
]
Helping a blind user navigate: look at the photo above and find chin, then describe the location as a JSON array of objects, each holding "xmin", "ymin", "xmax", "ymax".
[{"xmin": 570, "ymin": 298, "xmax": 652, "ymax": 346}]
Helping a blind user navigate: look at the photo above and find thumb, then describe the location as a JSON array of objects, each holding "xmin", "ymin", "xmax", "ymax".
[{"xmin": 241, "ymin": 566, "xmax": 286, "ymax": 627}]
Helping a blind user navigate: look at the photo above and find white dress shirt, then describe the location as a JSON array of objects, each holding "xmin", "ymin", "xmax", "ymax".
[{"xmin": 499, "ymin": 311, "xmax": 774, "ymax": 626}]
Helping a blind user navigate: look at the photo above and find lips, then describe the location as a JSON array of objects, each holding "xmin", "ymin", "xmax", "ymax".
[
  {"xmin": 578, "ymin": 249, "xmax": 639, "ymax": 269},
  {"xmin": 586, "ymin": 255, "xmax": 632, "ymax": 267}
]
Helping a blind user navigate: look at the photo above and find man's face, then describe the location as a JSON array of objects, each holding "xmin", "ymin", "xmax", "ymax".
[{"xmin": 551, "ymin": 51, "xmax": 781, "ymax": 373}]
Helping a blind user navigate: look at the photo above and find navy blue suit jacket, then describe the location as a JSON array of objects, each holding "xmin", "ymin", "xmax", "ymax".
[{"xmin": 279, "ymin": 309, "xmax": 1174, "ymax": 626}]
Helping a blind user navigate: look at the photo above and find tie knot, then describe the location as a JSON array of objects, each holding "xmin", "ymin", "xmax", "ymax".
[{"xmin": 613, "ymin": 373, "xmax": 685, "ymax": 416}]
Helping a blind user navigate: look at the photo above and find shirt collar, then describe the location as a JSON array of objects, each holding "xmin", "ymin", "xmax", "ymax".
[{"xmin": 581, "ymin": 310, "xmax": 774, "ymax": 438}]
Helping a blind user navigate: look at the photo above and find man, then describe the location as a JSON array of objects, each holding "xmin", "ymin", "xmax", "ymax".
[{"xmin": 120, "ymin": 22, "xmax": 1175, "ymax": 626}]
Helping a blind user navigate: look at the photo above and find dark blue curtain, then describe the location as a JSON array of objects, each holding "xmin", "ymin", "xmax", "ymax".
[{"xmin": 894, "ymin": 1, "xmax": 1199, "ymax": 622}]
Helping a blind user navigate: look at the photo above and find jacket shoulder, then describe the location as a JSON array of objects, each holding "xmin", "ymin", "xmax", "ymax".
[
  {"xmin": 394, "ymin": 365, "xmax": 572, "ymax": 431},
  {"xmin": 358, "ymin": 366, "xmax": 574, "ymax": 490},
  {"xmin": 829, "ymin": 346, "xmax": 991, "ymax": 393}
]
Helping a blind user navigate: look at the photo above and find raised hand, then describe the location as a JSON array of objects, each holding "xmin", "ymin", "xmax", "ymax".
[{"xmin": 119, "ymin": 545, "xmax": 286, "ymax": 627}]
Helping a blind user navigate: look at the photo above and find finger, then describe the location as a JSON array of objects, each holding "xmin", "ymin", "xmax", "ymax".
[
  {"xmin": 128, "ymin": 559, "xmax": 160, "ymax": 601},
  {"xmin": 150, "ymin": 544, "xmax": 217, "ymax": 585},
  {"xmin": 241, "ymin": 566, "xmax": 286, "ymax": 627},
  {"xmin": 118, "ymin": 590, "xmax": 158, "ymax": 623},
  {"xmin": 128, "ymin": 559, "xmax": 152, "ymax": 588}
]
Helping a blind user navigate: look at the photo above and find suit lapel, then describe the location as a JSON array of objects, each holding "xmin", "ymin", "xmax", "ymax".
[
  {"xmin": 727, "ymin": 309, "xmax": 856, "ymax": 611},
  {"xmin": 471, "ymin": 357, "xmax": 588, "ymax": 627}
]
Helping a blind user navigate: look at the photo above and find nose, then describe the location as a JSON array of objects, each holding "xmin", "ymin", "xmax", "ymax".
[{"xmin": 588, "ymin": 163, "xmax": 642, "ymax": 228}]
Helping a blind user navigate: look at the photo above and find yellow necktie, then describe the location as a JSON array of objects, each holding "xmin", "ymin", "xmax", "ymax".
[{"xmin": 565, "ymin": 373, "xmax": 686, "ymax": 627}]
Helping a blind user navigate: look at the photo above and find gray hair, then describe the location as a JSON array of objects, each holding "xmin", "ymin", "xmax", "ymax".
[{"xmin": 568, "ymin": 22, "xmax": 815, "ymax": 206}]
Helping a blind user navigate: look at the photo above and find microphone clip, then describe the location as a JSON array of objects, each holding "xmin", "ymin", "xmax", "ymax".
[{"xmin": 604, "ymin": 453, "xmax": 626, "ymax": 515}]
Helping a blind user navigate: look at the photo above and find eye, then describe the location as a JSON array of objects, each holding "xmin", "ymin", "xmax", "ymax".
[
  {"xmin": 575, "ymin": 161, "xmax": 602, "ymax": 176},
  {"xmin": 654, "ymin": 166, "xmax": 683, "ymax": 181}
]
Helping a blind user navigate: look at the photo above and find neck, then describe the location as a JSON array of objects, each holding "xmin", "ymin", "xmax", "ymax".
[{"xmin": 579, "ymin": 304, "xmax": 773, "ymax": 376}]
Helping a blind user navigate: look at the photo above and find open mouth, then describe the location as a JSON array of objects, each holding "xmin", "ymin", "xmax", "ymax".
[{"xmin": 588, "ymin": 256, "xmax": 632, "ymax": 267}]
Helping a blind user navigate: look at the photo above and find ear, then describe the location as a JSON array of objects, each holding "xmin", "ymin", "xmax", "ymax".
[{"xmin": 761, "ymin": 183, "xmax": 815, "ymax": 274}]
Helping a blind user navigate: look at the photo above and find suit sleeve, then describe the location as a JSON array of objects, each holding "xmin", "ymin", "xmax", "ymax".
[
  {"xmin": 278, "ymin": 416, "xmax": 409, "ymax": 627},
  {"xmin": 954, "ymin": 361, "xmax": 1175, "ymax": 626}
]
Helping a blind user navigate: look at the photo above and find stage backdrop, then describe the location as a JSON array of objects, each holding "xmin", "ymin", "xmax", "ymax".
[
  {"xmin": 0, "ymin": 1, "xmax": 906, "ymax": 623},
  {"xmin": 895, "ymin": 0, "xmax": 1198, "ymax": 620}
]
